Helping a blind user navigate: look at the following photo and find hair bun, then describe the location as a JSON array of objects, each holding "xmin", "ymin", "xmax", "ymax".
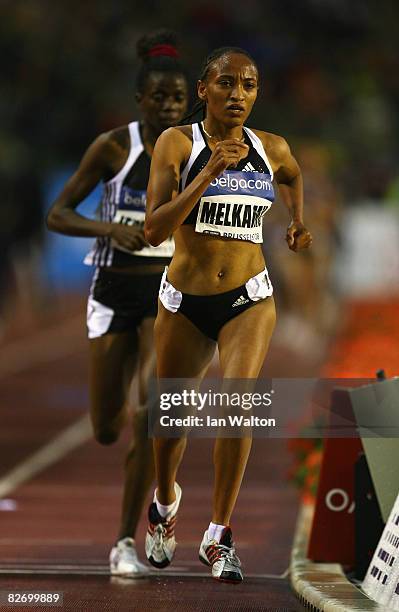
[
  {"xmin": 136, "ymin": 29, "xmax": 179, "ymax": 62},
  {"xmin": 148, "ymin": 44, "xmax": 178, "ymax": 58}
]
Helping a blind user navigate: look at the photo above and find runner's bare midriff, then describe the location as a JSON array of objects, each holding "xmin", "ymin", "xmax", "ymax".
[{"xmin": 168, "ymin": 225, "xmax": 266, "ymax": 294}]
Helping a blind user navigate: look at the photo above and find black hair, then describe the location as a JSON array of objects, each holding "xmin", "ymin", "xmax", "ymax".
[
  {"xmin": 136, "ymin": 29, "xmax": 187, "ymax": 93},
  {"xmin": 183, "ymin": 46, "xmax": 257, "ymax": 123}
]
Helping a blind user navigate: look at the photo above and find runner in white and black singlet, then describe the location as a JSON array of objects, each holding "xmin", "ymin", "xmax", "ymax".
[
  {"xmin": 144, "ymin": 46, "xmax": 312, "ymax": 583},
  {"xmin": 46, "ymin": 29, "xmax": 188, "ymax": 577}
]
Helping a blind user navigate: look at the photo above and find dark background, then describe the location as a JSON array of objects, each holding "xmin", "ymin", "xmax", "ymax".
[{"xmin": 1, "ymin": 0, "xmax": 399, "ymax": 358}]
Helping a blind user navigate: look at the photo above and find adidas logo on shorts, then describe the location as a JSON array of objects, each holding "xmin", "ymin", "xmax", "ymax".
[{"xmin": 232, "ymin": 295, "xmax": 250, "ymax": 308}]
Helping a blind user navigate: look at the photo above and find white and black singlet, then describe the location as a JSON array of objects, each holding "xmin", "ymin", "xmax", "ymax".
[
  {"xmin": 85, "ymin": 121, "xmax": 174, "ymax": 268},
  {"xmin": 180, "ymin": 122, "xmax": 275, "ymax": 242},
  {"xmin": 85, "ymin": 121, "xmax": 173, "ymax": 339},
  {"xmin": 157, "ymin": 123, "xmax": 275, "ymax": 341}
]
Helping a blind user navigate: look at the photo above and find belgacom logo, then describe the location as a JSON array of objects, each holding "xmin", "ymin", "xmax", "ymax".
[{"xmin": 210, "ymin": 174, "xmax": 272, "ymax": 192}]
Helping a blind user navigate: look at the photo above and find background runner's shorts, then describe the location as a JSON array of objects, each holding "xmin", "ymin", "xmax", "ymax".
[{"xmin": 86, "ymin": 267, "xmax": 162, "ymax": 339}]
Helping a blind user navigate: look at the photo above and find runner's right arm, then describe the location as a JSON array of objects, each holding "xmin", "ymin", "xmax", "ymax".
[
  {"xmin": 46, "ymin": 133, "xmax": 148, "ymax": 252},
  {"xmin": 145, "ymin": 127, "xmax": 248, "ymax": 246}
]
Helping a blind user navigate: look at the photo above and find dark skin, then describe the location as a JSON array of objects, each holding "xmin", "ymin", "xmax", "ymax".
[
  {"xmin": 145, "ymin": 58, "xmax": 312, "ymax": 262},
  {"xmin": 46, "ymin": 72, "xmax": 188, "ymax": 542},
  {"xmin": 144, "ymin": 54, "xmax": 312, "ymax": 525},
  {"xmin": 47, "ymin": 73, "xmax": 188, "ymax": 262}
]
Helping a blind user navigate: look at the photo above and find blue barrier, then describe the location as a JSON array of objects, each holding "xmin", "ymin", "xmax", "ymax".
[{"xmin": 42, "ymin": 168, "xmax": 101, "ymax": 290}]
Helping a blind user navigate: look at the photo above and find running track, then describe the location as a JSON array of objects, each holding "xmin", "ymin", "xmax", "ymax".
[{"xmin": 0, "ymin": 296, "xmax": 319, "ymax": 611}]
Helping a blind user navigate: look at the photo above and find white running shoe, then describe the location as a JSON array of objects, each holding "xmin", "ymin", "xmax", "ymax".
[
  {"xmin": 109, "ymin": 537, "xmax": 149, "ymax": 577},
  {"xmin": 145, "ymin": 482, "xmax": 182, "ymax": 568},
  {"xmin": 199, "ymin": 527, "xmax": 243, "ymax": 583}
]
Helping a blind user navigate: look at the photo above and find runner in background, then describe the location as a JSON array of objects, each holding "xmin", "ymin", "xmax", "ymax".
[{"xmin": 46, "ymin": 29, "xmax": 188, "ymax": 576}]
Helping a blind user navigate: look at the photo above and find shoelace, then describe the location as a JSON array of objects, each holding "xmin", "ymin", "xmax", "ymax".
[
  {"xmin": 123, "ymin": 546, "xmax": 139, "ymax": 562},
  {"xmin": 117, "ymin": 540, "xmax": 138, "ymax": 559},
  {"xmin": 207, "ymin": 543, "xmax": 241, "ymax": 568},
  {"xmin": 151, "ymin": 515, "xmax": 177, "ymax": 542}
]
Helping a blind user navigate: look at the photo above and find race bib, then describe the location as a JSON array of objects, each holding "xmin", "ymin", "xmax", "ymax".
[
  {"xmin": 195, "ymin": 170, "xmax": 274, "ymax": 243},
  {"xmin": 111, "ymin": 187, "xmax": 174, "ymax": 258}
]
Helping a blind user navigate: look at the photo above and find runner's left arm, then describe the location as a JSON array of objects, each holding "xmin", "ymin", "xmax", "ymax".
[{"xmin": 268, "ymin": 134, "xmax": 312, "ymax": 252}]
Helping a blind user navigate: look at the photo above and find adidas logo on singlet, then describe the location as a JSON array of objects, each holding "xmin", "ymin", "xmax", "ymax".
[
  {"xmin": 232, "ymin": 295, "xmax": 250, "ymax": 308},
  {"xmin": 243, "ymin": 162, "xmax": 256, "ymax": 172}
]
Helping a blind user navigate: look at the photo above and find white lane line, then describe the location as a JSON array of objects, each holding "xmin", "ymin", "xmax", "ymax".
[
  {"xmin": 0, "ymin": 565, "xmax": 288, "ymax": 579},
  {"xmin": 0, "ymin": 569, "xmax": 110, "ymax": 576},
  {"xmin": 150, "ymin": 570, "xmax": 289, "ymax": 580},
  {"xmin": 0, "ymin": 414, "xmax": 92, "ymax": 498},
  {"xmin": 0, "ymin": 315, "xmax": 84, "ymax": 379},
  {"xmin": 0, "ymin": 539, "xmax": 94, "ymax": 545},
  {"xmin": 280, "ymin": 567, "xmax": 290, "ymax": 579}
]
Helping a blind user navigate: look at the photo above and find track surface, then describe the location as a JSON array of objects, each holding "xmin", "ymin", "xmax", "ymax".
[{"xmin": 0, "ymin": 297, "xmax": 313, "ymax": 611}]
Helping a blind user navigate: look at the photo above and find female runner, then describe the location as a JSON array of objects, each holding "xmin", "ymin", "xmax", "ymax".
[
  {"xmin": 144, "ymin": 46, "xmax": 312, "ymax": 583},
  {"xmin": 46, "ymin": 30, "xmax": 188, "ymax": 576}
]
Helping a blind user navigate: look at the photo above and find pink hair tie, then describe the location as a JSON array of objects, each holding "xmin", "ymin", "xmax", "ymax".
[{"xmin": 149, "ymin": 44, "xmax": 179, "ymax": 58}]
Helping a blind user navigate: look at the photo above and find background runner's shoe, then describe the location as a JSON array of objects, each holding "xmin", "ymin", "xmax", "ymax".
[
  {"xmin": 145, "ymin": 482, "xmax": 182, "ymax": 568},
  {"xmin": 199, "ymin": 527, "xmax": 243, "ymax": 583},
  {"xmin": 109, "ymin": 537, "xmax": 149, "ymax": 577}
]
